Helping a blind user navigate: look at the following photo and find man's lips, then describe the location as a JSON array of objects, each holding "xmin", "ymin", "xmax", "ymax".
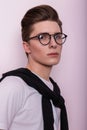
[{"xmin": 47, "ymin": 52, "xmax": 59, "ymax": 56}]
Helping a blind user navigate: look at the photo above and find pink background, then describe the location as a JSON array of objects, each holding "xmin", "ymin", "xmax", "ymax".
[{"xmin": 0, "ymin": 0, "xmax": 86, "ymax": 130}]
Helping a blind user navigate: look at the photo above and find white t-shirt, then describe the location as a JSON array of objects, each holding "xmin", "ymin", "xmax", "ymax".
[{"xmin": 0, "ymin": 75, "xmax": 60, "ymax": 130}]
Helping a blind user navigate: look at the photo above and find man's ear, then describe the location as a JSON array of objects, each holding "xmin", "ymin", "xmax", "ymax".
[{"xmin": 23, "ymin": 41, "xmax": 31, "ymax": 54}]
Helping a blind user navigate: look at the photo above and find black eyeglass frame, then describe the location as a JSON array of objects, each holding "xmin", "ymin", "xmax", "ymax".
[{"xmin": 28, "ymin": 32, "xmax": 67, "ymax": 46}]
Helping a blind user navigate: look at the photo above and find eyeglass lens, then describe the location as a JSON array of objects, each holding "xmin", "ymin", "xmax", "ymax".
[{"xmin": 38, "ymin": 33, "xmax": 67, "ymax": 45}]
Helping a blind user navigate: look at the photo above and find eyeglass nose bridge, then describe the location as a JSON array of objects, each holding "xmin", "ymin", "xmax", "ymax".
[{"xmin": 48, "ymin": 34, "xmax": 57, "ymax": 44}]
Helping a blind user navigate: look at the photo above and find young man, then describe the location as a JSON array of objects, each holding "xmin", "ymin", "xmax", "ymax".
[{"xmin": 0, "ymin": 5, "xmax": 68, "ymax": 130}]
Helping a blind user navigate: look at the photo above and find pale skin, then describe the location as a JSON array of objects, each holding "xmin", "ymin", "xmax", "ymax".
[
  {"xmin": 23, "ymin": 21, "xmax": 62, "ymax": 81},
  {"xmin": 0, "ymin": 21, "xmax": 62, "ymax": 130}
]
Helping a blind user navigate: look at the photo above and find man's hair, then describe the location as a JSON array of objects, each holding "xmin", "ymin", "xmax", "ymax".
[{"xmin": 21, "ymin": 5, "xmax": 62, "ymax": 42}]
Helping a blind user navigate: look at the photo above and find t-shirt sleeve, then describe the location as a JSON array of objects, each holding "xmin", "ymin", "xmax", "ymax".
[{"xmin": 0, "ymin": 76, "xmax": 24, "ymax": 129}]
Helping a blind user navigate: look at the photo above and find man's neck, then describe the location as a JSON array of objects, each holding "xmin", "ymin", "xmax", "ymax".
[{"xmin": 26, "ymin": 63, "xmax": 52, "ymax": 81}]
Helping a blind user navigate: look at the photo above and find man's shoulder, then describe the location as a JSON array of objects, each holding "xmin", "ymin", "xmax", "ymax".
[
  {"xmin": 0, "ymin": 75, "xmax": 24, "ymax": 85},
  {"xmin": 0, "ymin": 76, "xmax": 27, "ymax": 93}
]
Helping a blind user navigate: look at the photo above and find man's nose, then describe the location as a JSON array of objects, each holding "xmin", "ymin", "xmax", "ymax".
[{"xmin": 49, "ymin": 36, "xmax": 57, "ymax": 48}]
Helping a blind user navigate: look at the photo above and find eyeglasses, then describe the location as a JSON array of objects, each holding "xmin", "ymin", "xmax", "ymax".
[{"xmin": 28, "ymin": 32, "xmax": 67, "ymax": 46}]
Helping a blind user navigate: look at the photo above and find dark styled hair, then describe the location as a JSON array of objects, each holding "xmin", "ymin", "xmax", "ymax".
[{"xmin": 21, "ymin": 5, "xmax": 62, "ymax": 42}]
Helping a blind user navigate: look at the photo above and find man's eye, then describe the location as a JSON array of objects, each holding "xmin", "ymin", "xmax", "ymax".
[
  {"xmin": 38, "ymin": 34, "xmax": 49, "ymax": 40},
  {"xmin": 38, "ymin": 34, "xmax": 44, "ymax": 39},
  {"xmin": 55, "ymin": 34, "xmax": 62, "ymax": 39}
]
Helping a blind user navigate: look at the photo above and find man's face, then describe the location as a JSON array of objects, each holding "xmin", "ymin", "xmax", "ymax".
[{"xmin": 23, "ymin": 21, "xmax": 62, "ymax": 68}]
